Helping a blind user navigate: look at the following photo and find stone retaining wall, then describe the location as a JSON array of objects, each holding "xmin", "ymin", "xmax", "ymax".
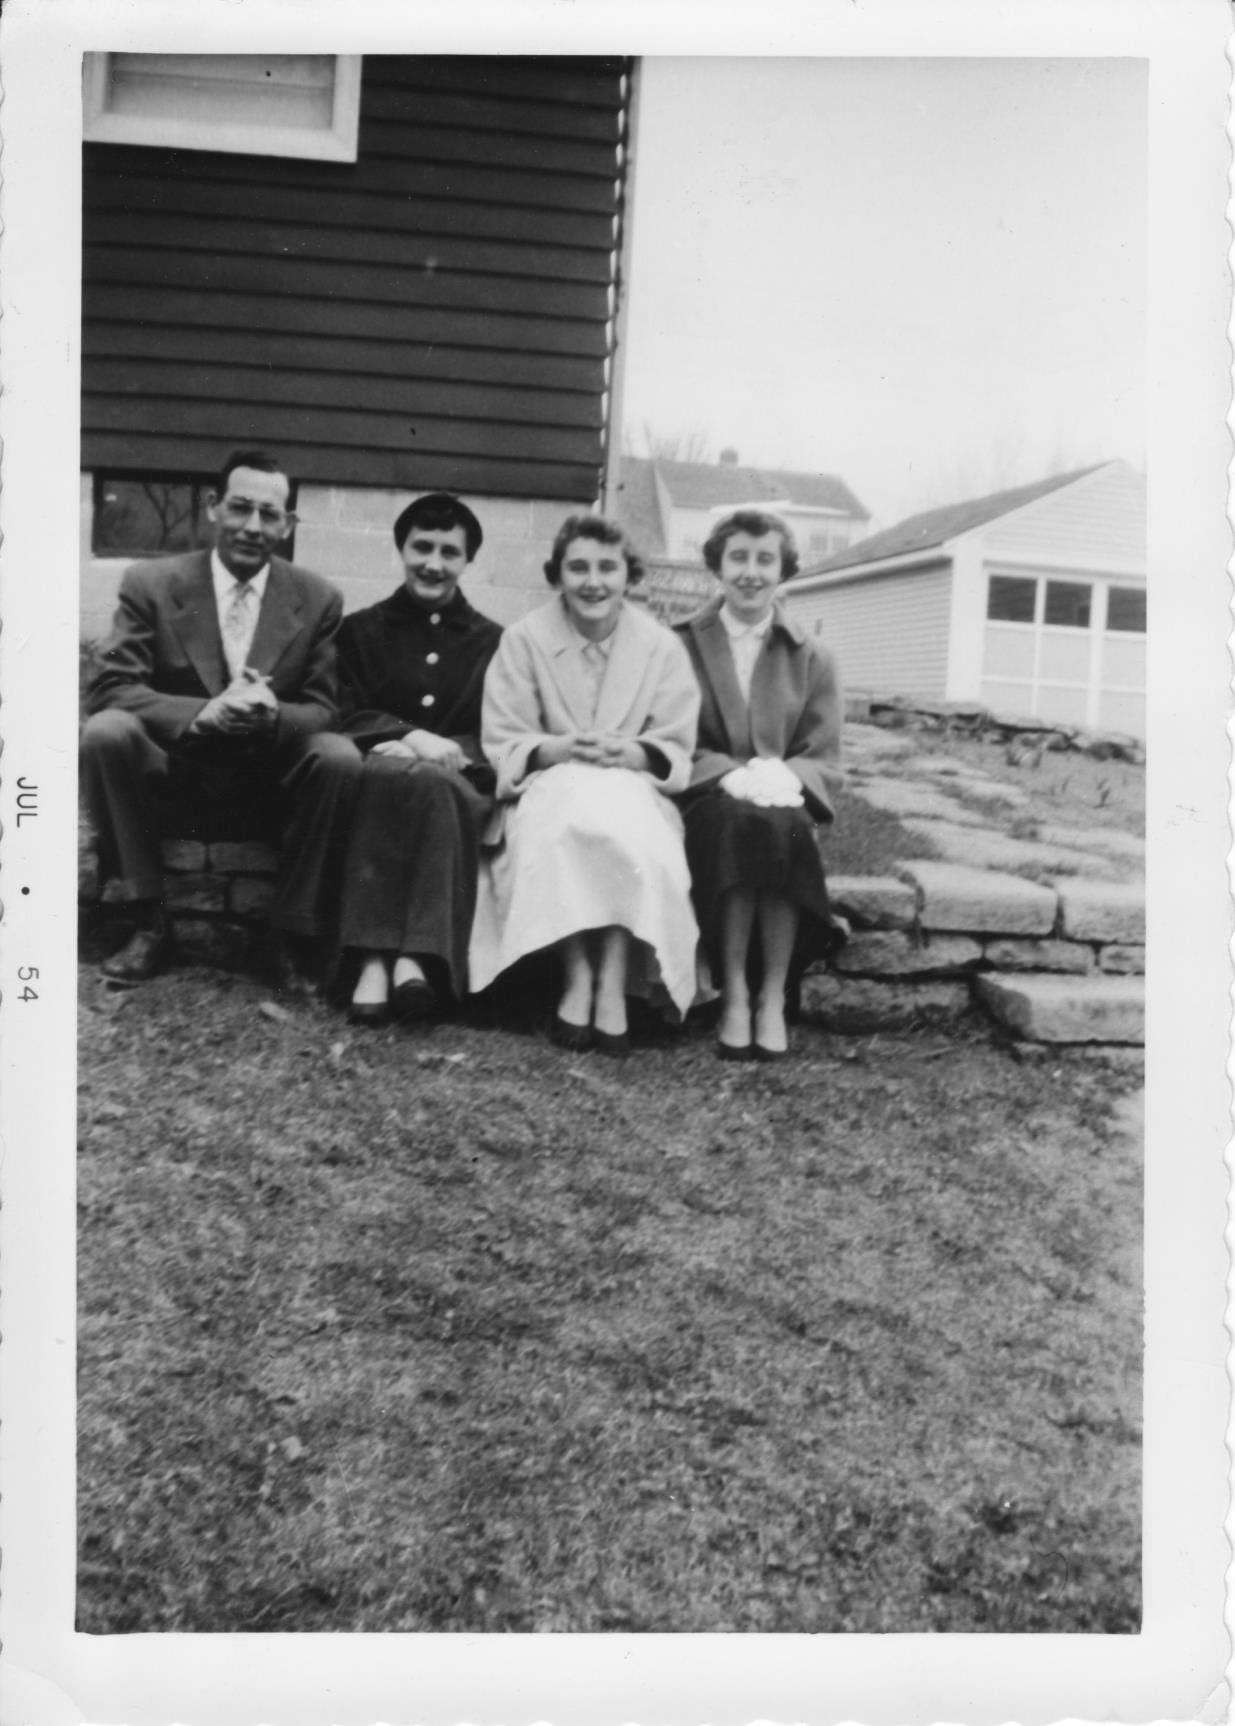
[
  {"xmin": 801, "ymin": 863, "xmax": 1144, "ymax": 1045},
  {"xmin": 82, "ymin": 843, "xmax": 1145, "ymax": 1047}
]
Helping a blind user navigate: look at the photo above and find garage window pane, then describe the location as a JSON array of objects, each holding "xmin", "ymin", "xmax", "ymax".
[
  {"xmin": 1102, "ymin": 635, "xmax": 1145, "ymax": 688},
  {"xmin": 1037, "ymin": 684, "xmax": 1090, "ymax": 725},
  {"xmin": 1039, "ymin": 632, "xmax": 1090, "ymax": 682},
  {"xmin": 1107, "ymin": 585, "xmax": 1146, "ymax": 633},
  {"xmin": 987, "ymin": 576, "xmax": 1037, "ymax": 622},
  {"xmin": 1044, "ymin": 580, "xmax": 1092, "ymax": 628},
  {"xmin": 983, "ymin": 625, "xmax": 1036, "ymax": 678}
]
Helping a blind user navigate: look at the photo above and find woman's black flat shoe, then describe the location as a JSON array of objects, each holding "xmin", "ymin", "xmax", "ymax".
[
  {"xmin": 753, "ymin": 1043, "xmax": 788, "ymax": 1063},
  {"xmin": 347, "ymin": 1001, "xmax": 388, "ymax": 1028},
  {"xmin": 593, "ymin": 1028, "xmax": 631, "ymax": 1057},
  {"xmin": 549, "ymin": 1014, "xmax": 594, "ymax": 1052},
  {"xmin": 391, "ymin": 978, "xmax": 435, "ymax": 1023},
  {"xmin": 717, "ymin": 1040, "xmax": 754, "ymax": 1063}
]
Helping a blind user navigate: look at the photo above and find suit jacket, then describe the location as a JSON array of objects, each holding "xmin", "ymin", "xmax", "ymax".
[
  {"xmin": 482, "ymin": 597, "xmax": 700, "ymax": 802},
  {"xmin": 674, "ymin": 596, "xmax": 843, "ymax": 821},
  {"xmin": 86, "ymin": 549, "xmax": 343, "ymax": 750}
]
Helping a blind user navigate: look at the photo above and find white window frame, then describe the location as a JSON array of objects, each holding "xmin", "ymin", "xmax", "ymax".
[
  {"xmin": 980, "ymin": 566, "xmax": 1145, "ymax": 729},
  {"xmin": 82, "ymin": 53, "xmax": 362, "ymax": 163}
]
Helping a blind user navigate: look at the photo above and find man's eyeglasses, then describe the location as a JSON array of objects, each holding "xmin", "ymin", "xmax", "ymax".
[{"xmin": 219, "ymin": 498, "xmax": 296, "ymax": 530}]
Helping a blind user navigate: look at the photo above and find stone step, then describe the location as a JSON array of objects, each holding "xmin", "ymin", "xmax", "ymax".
[
  {"xmin": 895, "ymin": 861, "xmax": 1057, "ymax": 936},
  {"xmin": 974, "ymin": 972, "xmax": 1144, "ymax": 1045},
  {"xmin": 1052, "ymin": 878, "xmax": 1145, "ymax": 943}
]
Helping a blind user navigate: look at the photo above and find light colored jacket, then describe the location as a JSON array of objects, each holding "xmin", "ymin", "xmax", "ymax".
[{"xmin": 482, "ymin": 597, "xmax": 701, "ymax": 802}]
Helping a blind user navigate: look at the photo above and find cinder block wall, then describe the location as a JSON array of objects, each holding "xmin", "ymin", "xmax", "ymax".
[{"xmin": 79, "ymin": 476, "xmax": 584, "ymax": 638}]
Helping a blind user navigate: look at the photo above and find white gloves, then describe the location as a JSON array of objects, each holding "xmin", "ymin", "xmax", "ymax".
[{"xmin": 719, "ymin": 756, "xmax": 804, "ymax": 808}]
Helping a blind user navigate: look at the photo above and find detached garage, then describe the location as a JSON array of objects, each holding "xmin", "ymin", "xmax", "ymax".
[{"xmin": 781, "ymin": 460, "xmax": 1146, "ymax": 738}]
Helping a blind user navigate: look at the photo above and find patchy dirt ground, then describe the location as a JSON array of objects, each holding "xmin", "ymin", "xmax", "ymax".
[{"xmin": 78, "ymin": 960, "xmax": 1142, "ymax": 1634}]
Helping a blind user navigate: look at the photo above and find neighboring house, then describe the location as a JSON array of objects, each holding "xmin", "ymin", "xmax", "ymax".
[
  {"xmin": 79, "ymin": 53, "xmax": 635, "ymax": 634},
  {"xmin": 781, "ymin": 460, "xmax": 1146, "ymax": 738},
  {"xmin": 617, "ymin": 453, "xmax": 869, "ymax": 566}
]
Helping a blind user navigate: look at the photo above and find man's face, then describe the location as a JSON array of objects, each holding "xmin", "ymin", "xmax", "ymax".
[
  {"xmin": 401, "ymin": 523, "xmax": 471, "ymax": 610},
  {"xmin": 208, "ymin": 466, "xmax": 293, "ymax": 579}
]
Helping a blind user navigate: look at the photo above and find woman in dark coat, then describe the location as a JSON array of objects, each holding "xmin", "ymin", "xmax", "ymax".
[
  {"xmin": 674, "ymin": 508, "xmax": 843, "ymax": 1061},
  {"xmin": 336, "ymin": 493, "xmax": 502, "ymax": 1025}
]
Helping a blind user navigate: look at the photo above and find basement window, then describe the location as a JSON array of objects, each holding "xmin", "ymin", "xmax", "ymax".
[
  {"xmin": 83, "ymin": 53, "xmax": 362, "ymax": 162},
  {"xmin": 91, "ymin": 474, "xmax": 297, "ymax": 560}
]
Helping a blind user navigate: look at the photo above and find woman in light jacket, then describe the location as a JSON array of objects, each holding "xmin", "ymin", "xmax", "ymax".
[
  {"xmin": 675, "ymin": 508, "xmax": 843, "ymax": 1061},
  {"xmin": 469, "ymin": 514, "xmax": 700, "ymax": 1053}
]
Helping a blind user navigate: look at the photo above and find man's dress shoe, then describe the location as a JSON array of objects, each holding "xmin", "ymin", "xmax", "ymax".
[{"xmin": 101, "ymin": 924, "xmax": 170, "ymax": 984}]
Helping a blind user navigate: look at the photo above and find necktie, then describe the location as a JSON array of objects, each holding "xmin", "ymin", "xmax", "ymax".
[{"xmin": 223, "ymin": 582, "xmax": 257, "ymax": 680}]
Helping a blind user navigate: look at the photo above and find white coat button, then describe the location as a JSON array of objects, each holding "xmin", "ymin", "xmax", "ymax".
[
  {"xmin": 426, "ymin": 652, "xmax": 440, "ymax": 665},
  {"xmin": 430, "ymin": 613, "xmax": 441, "ymax": 625},
  {"xmin": 421, "ymin": 695, "xmax": 435, "ymax": 708}
]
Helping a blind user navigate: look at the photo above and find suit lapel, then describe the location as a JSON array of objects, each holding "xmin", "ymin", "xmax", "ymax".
[
  {"xmin": 691, "ymin": 606, "xmax": 751, "ymax": 757},
  {"xmin": 248, "ymin": 560, "xmax": 305, "ymax": 679},
  {"xmin": 167, "ymin": 552, "xmax": 227, "ymax": 696}
]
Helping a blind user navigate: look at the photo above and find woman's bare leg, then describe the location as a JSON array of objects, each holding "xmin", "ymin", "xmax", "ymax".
[
  {"xmin": 753, "ymin": 893, "xmax": 799, "ymax": 1053},
  {"xmin": 593, "ymin": 925, "xmax": 630, "ymax": 1037},
  {"xmin": 557, "ymin": 933, "xmax": 595, "ymax": 1028},
  {"xmin": 718, "ymin": 887, "xmax": 757, "ymax": 1049},
  {"xmin": 352, "ymin": 950, "xmax": 392, "ymax": 1007}
]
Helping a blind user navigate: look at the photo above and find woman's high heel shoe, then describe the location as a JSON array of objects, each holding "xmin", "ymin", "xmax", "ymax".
[{"xmin": 549, "ymin": 1014, "xmax": 594, "ymax": 1052}]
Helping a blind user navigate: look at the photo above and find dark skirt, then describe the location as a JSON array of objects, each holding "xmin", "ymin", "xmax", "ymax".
[
  {"xmin": 337, "ymin": 756, "xmax": 491, "ymax": 1001},
  {"xmin": 683, "ymin": 788, "xmax": 836, "ymax": 990}
]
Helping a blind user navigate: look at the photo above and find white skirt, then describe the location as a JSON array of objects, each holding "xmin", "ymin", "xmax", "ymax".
[{"xmin": 469, "ymin": 762, "xmax": 700, "ymax": 1017}]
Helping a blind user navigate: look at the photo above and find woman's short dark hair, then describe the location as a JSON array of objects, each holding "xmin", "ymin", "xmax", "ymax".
[
  {"xmin": 702, "ymin": 509, "xmax": 800, "ymax": 581},
  {"xmin": 392, "ymin": 493, "xmax": 484, "ymax": 560},
  {"xmin": 543, "ymin": 513, "xmax": 646, "ymax": 588}
]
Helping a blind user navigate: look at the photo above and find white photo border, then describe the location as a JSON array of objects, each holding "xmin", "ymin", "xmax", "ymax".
[{"xmin": 0, "ymin": 0, "xmax": 1229, "ymax": 1721}]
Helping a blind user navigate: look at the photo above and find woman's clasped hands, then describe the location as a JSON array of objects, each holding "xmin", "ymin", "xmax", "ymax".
[
  {"xmin": 537, "ymin": 732, "xmax": 649, "ymax": 772},
  {"xmin": 719, "ymin": 755, "xmax": 804, "ymax": 808},
  {"xmin": 371, "ymin": 729, "xmax": 468, "ymax": 771}
]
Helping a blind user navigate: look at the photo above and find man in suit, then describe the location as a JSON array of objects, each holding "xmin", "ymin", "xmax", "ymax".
[{"xmin": 81, "ymin": 448, "xmax": 359, "ymax": 985}]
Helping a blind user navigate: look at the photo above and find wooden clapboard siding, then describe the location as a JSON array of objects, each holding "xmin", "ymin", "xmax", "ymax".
[
  {"xmin": 88, "ymin": 246, "xmax": 609, "ymax": 324},
  {"xmin": 84, "ymin": 172, "xmax": 618, "ymax": 251},
  {"xmin": 82, "ymin": 54, "xmax": 630, "ymax": 500},
  {"xmin": 87, "ymin": 285, "xmax": 609, "ymax": 359},
  {"xmin": 87, "ymin": 396, "xmax": 598, "ymax": 464},
  {"xmin": 979, "ymin": 460, "xmax": 1145, "ymax": 576},
  {"xmin": 83, "ymin": 322, "xmax": 603, "ymax": 395},
  {"xmin": 83, "ymin": 207, "xmax": 614, "ymax": 285},
  {"xmin": 783, "ymin": 564, "xmax": 953, "ymax": 699},
  {"xmin": 87, "ymin": 433, "xmax": 592, "ymax": 499},
  {"xmin": 86, "ymin": 359, "xmax": 604, "ymax": 430}
]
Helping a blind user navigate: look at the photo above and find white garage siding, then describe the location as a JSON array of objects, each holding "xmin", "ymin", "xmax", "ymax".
[
  {"xmin": 979, "ymin": 460, "xmax": 1145, "ymax": 574},
  {"xmin": 782, "ymin": 563, "xmax": 952, "ymax": 699}
]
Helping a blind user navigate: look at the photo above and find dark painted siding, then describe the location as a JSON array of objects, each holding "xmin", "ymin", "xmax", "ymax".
[{"xmin": 82, "ymin": 56, "xmax": 631, "ymax": 501}]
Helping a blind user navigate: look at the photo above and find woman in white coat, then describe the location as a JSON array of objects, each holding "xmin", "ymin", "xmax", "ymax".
[{"xmin": 469, "ymin": 515, "xmax": 701, "ymax": 1053}]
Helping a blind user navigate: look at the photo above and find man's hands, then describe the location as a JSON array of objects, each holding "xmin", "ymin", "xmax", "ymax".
[
  {"xmin": 537, "ymin": 733, "xmax": 649, "ymax": 772},
  {"xmin": 192, "ymin": 669, "xmax": 278, "ymax": 737},
  {"xmin": 372, "ymin": 729, "xmax": 468, "ymax": 771}
]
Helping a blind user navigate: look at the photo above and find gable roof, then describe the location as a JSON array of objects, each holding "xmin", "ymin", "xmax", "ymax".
[
  {"xmin": 793, "ymin": 463, "xmax": 1108, "ymax": 580},
  {"xmin": 617, "ymin": 455, "xmax": 868, "ymax": 556}
]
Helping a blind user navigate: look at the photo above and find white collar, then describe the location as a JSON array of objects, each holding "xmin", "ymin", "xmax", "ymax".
[
  {"xmin": 719, "ymin": 602, "xmax": 774, "ymax": 640},
  {"xmin": 211, "ymin": 549, "xmax": 270, "ymax": 603}
]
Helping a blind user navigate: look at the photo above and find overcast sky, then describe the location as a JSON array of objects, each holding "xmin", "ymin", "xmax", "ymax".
[{"xmin": 620, "ymin": 57, "xmax": 1146, "ymax": 533}]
